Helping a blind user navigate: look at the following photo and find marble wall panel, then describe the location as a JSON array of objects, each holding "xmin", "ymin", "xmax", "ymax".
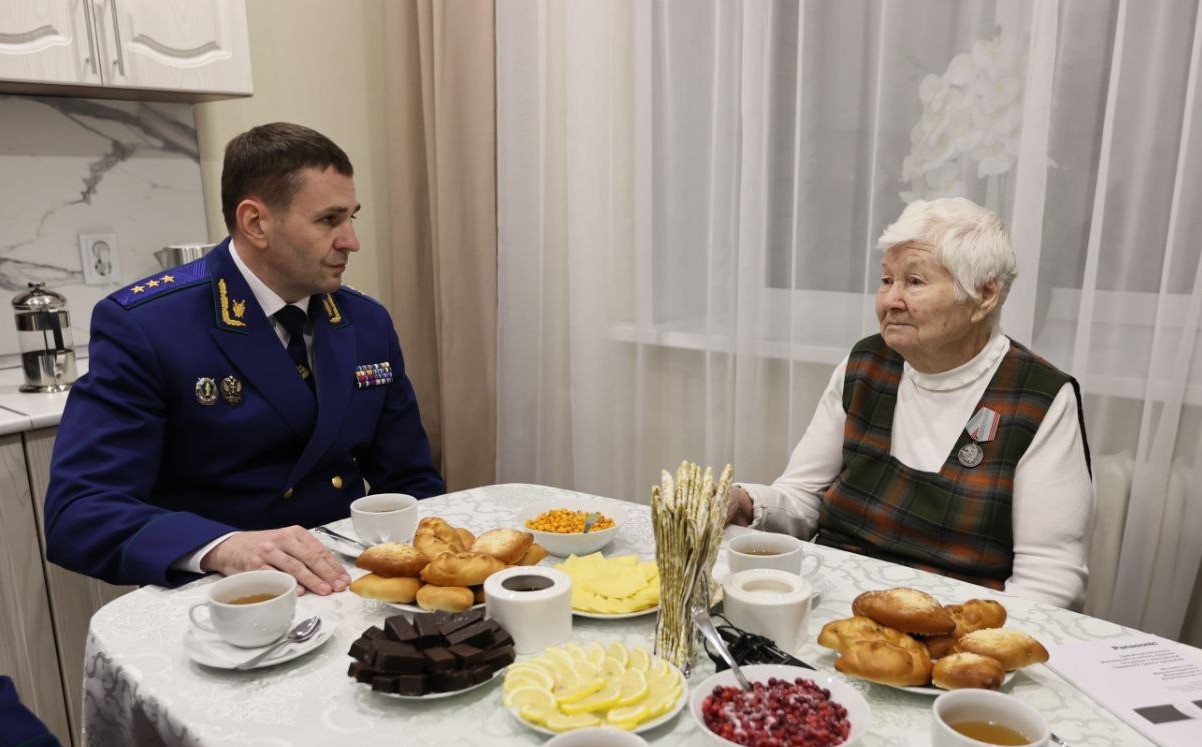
[{"xmin": 0, "ymin": 94, "xmax": 208, "ymax": 364}]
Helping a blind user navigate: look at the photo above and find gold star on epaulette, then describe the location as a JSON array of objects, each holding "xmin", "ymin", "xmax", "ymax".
[
  {"xmin": 132, "ymin": 285, "xmax": 145, "ymax": 294},
  {"xmin": 147, "ymin": 279, "xmax": 160, "ymax": 288},
  {"xmin": 161, "ymin": 274, "xmax": 175, "ymax": 283}
]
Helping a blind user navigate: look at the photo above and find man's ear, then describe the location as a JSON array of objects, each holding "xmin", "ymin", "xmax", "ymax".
[
  {"xmin": 971, "ymin": 280, "xmax": 1001, "ymax": 323},
  {"xmin": 234, "ymin": 198, "xmax": 271, "ymax": 249}
]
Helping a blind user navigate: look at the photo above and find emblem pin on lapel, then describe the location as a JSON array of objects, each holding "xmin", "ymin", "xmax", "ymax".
[
  {"xmin": 220, "ymin": 375, "xmax": 243, "ymax": 405},
  {"xmin": 195, "ymin": 377, "xmax": 218, "ymax": 406}
]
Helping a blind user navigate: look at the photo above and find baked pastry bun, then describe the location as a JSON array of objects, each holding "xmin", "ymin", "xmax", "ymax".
[
  {"xmin": 852, "ymin": 587, "xmax": 955, "ymax": 636},
  {"xmin": 472, "ymin": 584, "xmax": 486, "ymax": 604},
  {"xmin": 414, "ymin": 517, "xmax": 467, "ymax": 559},
  {"xmin": 932, "ymin": 652, "xmax": 1005, "ymax": 690},
  {"xmin": 470, "ymin": 528, "xmax": 534, "ymax": 565},
  {"xmin": 818, "ymin": 616, "xmax": 925, "ymax": 655},
  {"xmin": 953, "ymin": 628, "xmax": 1049, "ymax": 671},
  {"xmin": 415, "ymin": 584, "xmax": 475, "ymax": 612},
  {"xmin": 924, "ymin": 598, "xmax": 1008, "ymax": 658},
  {"xmin": 835, "ymin": 639, "xmax": 933, "ymax": 687},
  {"xmin": 516, "ymin": 543, "xmax": 549, "ymax": 566},
  {"xmin": 349, "ymin": 573, "xmax": 422, "ymax": 603},
  {"xmin": 354, "ymin": 542, "xmax": 429, "ymax": 578},
  {"xmin": 419, "ymin": 551, "xmax": 507, "ymax": 587},
  {"xmin": 454, "ymin": 527, "xmax": 476, "ymax": 549}
]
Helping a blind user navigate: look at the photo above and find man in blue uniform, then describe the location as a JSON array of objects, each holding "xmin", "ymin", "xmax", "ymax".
[{"xmin": 45, "ymin": 123, "xmax": 445, "ymax": 594}]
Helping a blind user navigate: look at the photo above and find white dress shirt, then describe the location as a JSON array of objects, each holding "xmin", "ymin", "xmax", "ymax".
[
  {"xmin": 171, "ymin": 240, "xmax": 315, "ymax": 573},
  {"xmin": 741, "ymin": 333, "xmax": 1095, "ymax": 610}
]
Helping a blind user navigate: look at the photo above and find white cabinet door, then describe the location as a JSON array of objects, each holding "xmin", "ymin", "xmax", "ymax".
[
  {"xmin": 0, "ymin": 0, "xmax": 103, "ymax": 86},
  {"xmin": 94, "ymin": 0, "xmax": 251, "ymax": 95}
]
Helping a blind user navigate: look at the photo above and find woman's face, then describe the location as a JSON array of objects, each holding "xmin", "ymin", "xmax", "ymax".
[{"xmin": 876, "ymin": 242, "xmax": 998, "ymax": 373}]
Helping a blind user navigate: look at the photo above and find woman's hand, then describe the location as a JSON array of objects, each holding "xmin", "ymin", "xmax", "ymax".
[{"xmin": 726, "ymin": 486, "xmax": 754, "ymax": 527}]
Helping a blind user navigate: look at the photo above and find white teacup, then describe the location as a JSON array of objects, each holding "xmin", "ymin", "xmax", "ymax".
[
  {"xmin": 188, "ymin": 570, "xmax": 297, "ymax": 647},
  {"xmin": 722, "ymin": 569, "xmax": 814, "ymax": 653},
  {"xmin": 932, "ymin": 689, "xmax": 1051, "ymax": 747},
  {"xmin": 727, "ymin": 530, "xmax": 823, "ymax": 581},
  {"xmin": 350, "ymin": 493, "xmax": 419, "ymax": 544}
]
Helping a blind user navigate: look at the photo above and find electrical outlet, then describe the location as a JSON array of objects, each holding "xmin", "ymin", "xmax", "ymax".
[{"xmin": 79, "ymin": 233, "xmax": 121, "ymax": 285}]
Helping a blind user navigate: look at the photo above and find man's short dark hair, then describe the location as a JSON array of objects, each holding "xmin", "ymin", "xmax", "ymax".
[{"xmin": 221, "ymin": 122, "xmax": 354, "ymax": 231}]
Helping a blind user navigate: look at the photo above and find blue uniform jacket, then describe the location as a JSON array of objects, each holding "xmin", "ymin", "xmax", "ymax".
[
  {"xmin": 0, "ymin": 676, "xmax": 60, "ymax": 747},
  {"xmin": 44, "ymin": 239, "xmax": 445, "ymax": 587}
]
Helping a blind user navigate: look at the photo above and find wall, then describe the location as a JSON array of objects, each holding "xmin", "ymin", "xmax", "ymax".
[
  {"xmin": 193, "ymin": 0, "xmax": 392, "ymax": 305},
  {"xmin": 0, "ymin": 95, "xmax": 207, "ymax": 359}
]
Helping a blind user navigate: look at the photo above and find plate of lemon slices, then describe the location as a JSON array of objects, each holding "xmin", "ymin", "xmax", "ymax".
[
  {"xmin": 553, "ymin": 554, "xmax": 661, "ymax": 618},
  {"xmin": 501, "ymin": 640, "xmax": 687, "ymax": 735}
]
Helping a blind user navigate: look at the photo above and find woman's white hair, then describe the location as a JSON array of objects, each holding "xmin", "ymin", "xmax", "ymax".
[{"xmin": 876, "ymin": 197, "xmax": 1018, "ymax": 309}]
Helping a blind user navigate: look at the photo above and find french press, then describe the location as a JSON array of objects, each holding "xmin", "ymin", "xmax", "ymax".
[{"xmin": 12, "ymin": 282, "xmax": 77, "ymax": 393}]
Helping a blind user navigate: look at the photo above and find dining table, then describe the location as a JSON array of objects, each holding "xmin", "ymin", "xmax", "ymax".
[{"xmin": 80, "ymin": 483, "xmax": 1157, "ymax": 746}]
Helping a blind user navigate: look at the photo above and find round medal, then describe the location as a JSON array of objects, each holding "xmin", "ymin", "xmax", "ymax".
[
  {"xmin": 957, "ymin": 442, "xmax": 984, "ymax": 468},
  {"xmin": 194, "ymin": 377, "xmax": 218, "ymax": 406}
]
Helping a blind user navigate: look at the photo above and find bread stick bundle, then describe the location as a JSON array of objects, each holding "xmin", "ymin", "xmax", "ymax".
[{"xmin": 651, "ymin": 460, "xmax": 732, "ymax": 671}]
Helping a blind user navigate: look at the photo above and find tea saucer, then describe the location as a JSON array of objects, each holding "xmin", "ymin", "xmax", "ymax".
[{"xmin": 184, "ymin": 615, "xmax": 335, "ymax": 670}]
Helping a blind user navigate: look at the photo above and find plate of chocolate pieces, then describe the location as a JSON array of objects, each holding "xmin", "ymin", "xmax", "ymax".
[{"xmin": 347, "ymin": 608, "xmax": 516, "ymax": 699}]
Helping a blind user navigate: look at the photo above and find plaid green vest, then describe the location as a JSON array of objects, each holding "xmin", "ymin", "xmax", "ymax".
[{"xmin": 816, "ymin": 334, "xmax": 1089, "ymax": 589}]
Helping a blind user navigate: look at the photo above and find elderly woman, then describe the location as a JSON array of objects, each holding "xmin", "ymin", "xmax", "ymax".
[{"xmin": 727, "ymin": 197, "xmax": 1093, "ymax": 610}]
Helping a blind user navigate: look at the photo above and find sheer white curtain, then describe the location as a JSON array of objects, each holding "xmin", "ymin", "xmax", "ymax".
[{"xmin": 496, "ymin": 0, "xmax": 1202, "ymax": 643}]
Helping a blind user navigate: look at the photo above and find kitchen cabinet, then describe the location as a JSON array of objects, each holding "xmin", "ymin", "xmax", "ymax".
[
  {"xmin": 0, "ymin": 431, "xmax": 71, "ymax": 746},
  {"xmin": 26, "ymin": 427, "xmax": 136, "ymax": 745},
  {"xmin": 0, "ymin": 0, "xmax": 251, "ymax": 100}
]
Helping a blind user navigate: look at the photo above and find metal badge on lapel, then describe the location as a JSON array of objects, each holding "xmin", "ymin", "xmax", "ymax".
[
  {"xmin": 195, "ymin": 377, "xmax": 218, "ymax": 406},
  {"xmin": 354, "ymin": 362, "xmax": 393, "ymax": 389},
  {"xmin": 220, "ymin": 375, "xmax": 243, "ymax": 405},
  {"xmin": 958, "ymin": 406, "xmax": 999, "ymax": 468}
]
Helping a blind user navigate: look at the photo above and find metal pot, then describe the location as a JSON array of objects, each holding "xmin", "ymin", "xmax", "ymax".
[{"xmin": 155, "ymin": 243, "xmax": 215, "ymax": 270}]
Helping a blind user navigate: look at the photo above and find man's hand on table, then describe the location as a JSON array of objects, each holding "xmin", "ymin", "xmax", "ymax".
[
  {"xmin": 200, "ymin": 526, "xmax": 351, "ymax": 595},
  {"xmin": 726, "ymin": 486, "xmax": 754, "ymax": 527}
]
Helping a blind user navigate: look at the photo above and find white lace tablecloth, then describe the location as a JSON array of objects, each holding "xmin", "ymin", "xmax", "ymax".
[{"xmin": 82, "ymin": 483, "xmax": 1153, "ymax": 746}]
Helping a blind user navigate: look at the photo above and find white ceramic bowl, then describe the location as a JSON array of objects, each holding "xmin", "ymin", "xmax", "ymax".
[
  {"xmin": 544, "ymin": 726, "xmax": 651, "ymax": 746},
  {"xmin": 689, "ymin": 664, "xmax": 871, "ymax": 746},
  {"xmin": 516, "ymin": 497, "xmax": 627, "ymax": 557}
]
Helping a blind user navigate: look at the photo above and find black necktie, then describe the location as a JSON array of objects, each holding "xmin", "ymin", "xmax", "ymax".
[{"xmin": 274, "ymin": 305, "xmax": 315, "ymax": 396}]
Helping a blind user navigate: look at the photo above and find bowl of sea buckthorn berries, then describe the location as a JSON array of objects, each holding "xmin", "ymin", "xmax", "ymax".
[{"xmin": 517, "ymin": 497, "xmax": 626, "ymax": 557}]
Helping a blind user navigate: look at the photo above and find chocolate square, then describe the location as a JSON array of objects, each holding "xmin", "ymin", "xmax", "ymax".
[
  {"xmin": 348, "ymin": 635, "xmax": 376, "ymax": 661},
  {"xmin": 438, "ymin": 608, "xmax": 485, "ymax": 637},
  {"xmin": 413, "ymin": 613, "xmax": 443, "ymax": 642},
  {"xmin": 395, "ymin": 674, "xmax": 427, "ymax": 696},
  {"xmin": 431, "ymin": 669, "xmax": 473, "ymax": 692},
  {"xmin": 482, "ymin": 645, "xmax": 515, "ymax": 671},
  {"xmin": 385, "ymin": 615, "xmax": 420, "ymax": 644},
  {"xmin": 354, "ymin": 666, "xmax": 379, "ymax": 684},
  {"xmin": 447, "ymin": 644, "xmax": 483, "ymax": 667},
  {"xmin": 467, "ymin": 665, "xmax": 494, "ymax": 684},
  {"xmin": 424, "ymin": 646, "xmax": 456, "ymax": 673},
  {"xmin": 371, "ymin": 674, "xmax": 400, "ymax": 693},
  {"xmin": 444, "ymin": 620, "xmax": 494, "ymax": 648},
  {"xmin": 374, "ymin": 641, "xmax": 426, "ymax": 674},
  {"xmin": 362, "ymin": 626, "xmax": 387, "ymax": 641},
  {"xmin": 488, "ymin": 628, "xmax": 514, "ymax": 650}
]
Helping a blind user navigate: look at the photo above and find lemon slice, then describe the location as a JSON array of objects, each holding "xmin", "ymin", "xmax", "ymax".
[
  {"xmin": 519, "ymin": 702, "xmax": 556, "ymax": 725},
  {"xmin": 616, "ymin": 669, "xmax": 649, "ymax": 707},
  {"xmin": 560, "ymin": 684, "xmax": 621, "ymax": 715},
  {"xmin": 545, "ymin": 646, "xmax": 576, "ymax": 668},
  {"xmin": 506, "ymin": 685, "xmax": 556, "ymax": 712},
  {"xmin": 628, "ymin": 646, "xmax": 652, "ymax": 673},
  {"xmin": 549, "ymin": 661, "xmax": 579, "ymax": 688},
  {"xmin": 503, "ymin": 674, "xmax": 550, "ymax": 697},
  {"xmin": 554, "ymin": 678, "xmax": 604, "ymax": 705},
  {"xmin": 607, "ymin": 641, "xmax": 630, "ymax": 667},
  {"xmin": 564, "ymin": 642, "xmax": 588, "ymax": 660},
  {"xmin": 572, "ymin": 659, "xmax": 601, "ymax": 681},
  {"xmin": 586, "ymin": 640, "xmax": 607, "ymax": 667},
  {"xmin": 601, "ymin": 656, "xmax": 627, "ymax": 681},
  {"xmin": 505, "ymin": 666, "xmax": 555, "ymax": 690},
  {"xmin": 606, "ymin": 703, "xmax": 651, "ymax": 730},
  {"xmin": 527, "ymin": 657, "xmax": 557, "ymax": 677},
  {"xmin": 649, "ymin": 658, "xmax": 672, "ymax": 681},
  {"xmin": 645, "ymin": 687, "xmax": 680, "ymax": 718},
  {"xmin": 544, "ymin": 712, "xmax": 602, "ymax": 732}
]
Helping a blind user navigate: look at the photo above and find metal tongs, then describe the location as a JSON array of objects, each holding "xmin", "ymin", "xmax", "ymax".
[{"xmin": 692, "ymin": 605, "xmax": 752, "ymax": 691}]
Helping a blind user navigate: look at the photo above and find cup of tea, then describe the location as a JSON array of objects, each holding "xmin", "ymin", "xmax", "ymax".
[
  {"xmin": 727, "ymin": 530, "xmax": 823, "ymax": 582},
  {"xmin": 722, "ymin": 569, "xmax": 815, "ymax": 653},
  {"xmin": 932, "ymin": 689, "xmax": 1050, "ymax": 746},
  {"xmin": 350, "ymin": 493, "xmax": 419, "ymax": 544},
  {"xmin": 187, "ymin": 569, "xmax": 297, "ymax": 647}
]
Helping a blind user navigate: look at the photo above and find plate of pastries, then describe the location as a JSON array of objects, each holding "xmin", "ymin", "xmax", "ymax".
[
  {"xmin": 350, "ymin": 516, "xmax": 549, "ymax": 613},
  {"xmin": 817, "ymin": 587, "xmax": 1049, "ymax": 694}
]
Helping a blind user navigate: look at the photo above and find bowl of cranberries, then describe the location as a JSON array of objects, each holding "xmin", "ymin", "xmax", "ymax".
[{"xmin": 689, "ymin": 664, "xmax": 871, "ymax": 746}]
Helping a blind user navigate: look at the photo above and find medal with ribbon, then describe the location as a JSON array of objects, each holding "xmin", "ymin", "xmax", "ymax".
[{"xmin": 958, "ymin": 406, "xmax": 999, "ymax": 468}]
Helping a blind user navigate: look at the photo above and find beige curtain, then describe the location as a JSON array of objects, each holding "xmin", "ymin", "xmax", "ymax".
[{"xmin": 384, "ymin": 0, "xmax": 497, "ymax": 491}]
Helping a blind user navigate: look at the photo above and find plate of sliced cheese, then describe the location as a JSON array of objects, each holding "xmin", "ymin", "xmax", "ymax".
[{"xmin": 552, "ymin": 553, "xmax": 661, "ymax": 618}]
